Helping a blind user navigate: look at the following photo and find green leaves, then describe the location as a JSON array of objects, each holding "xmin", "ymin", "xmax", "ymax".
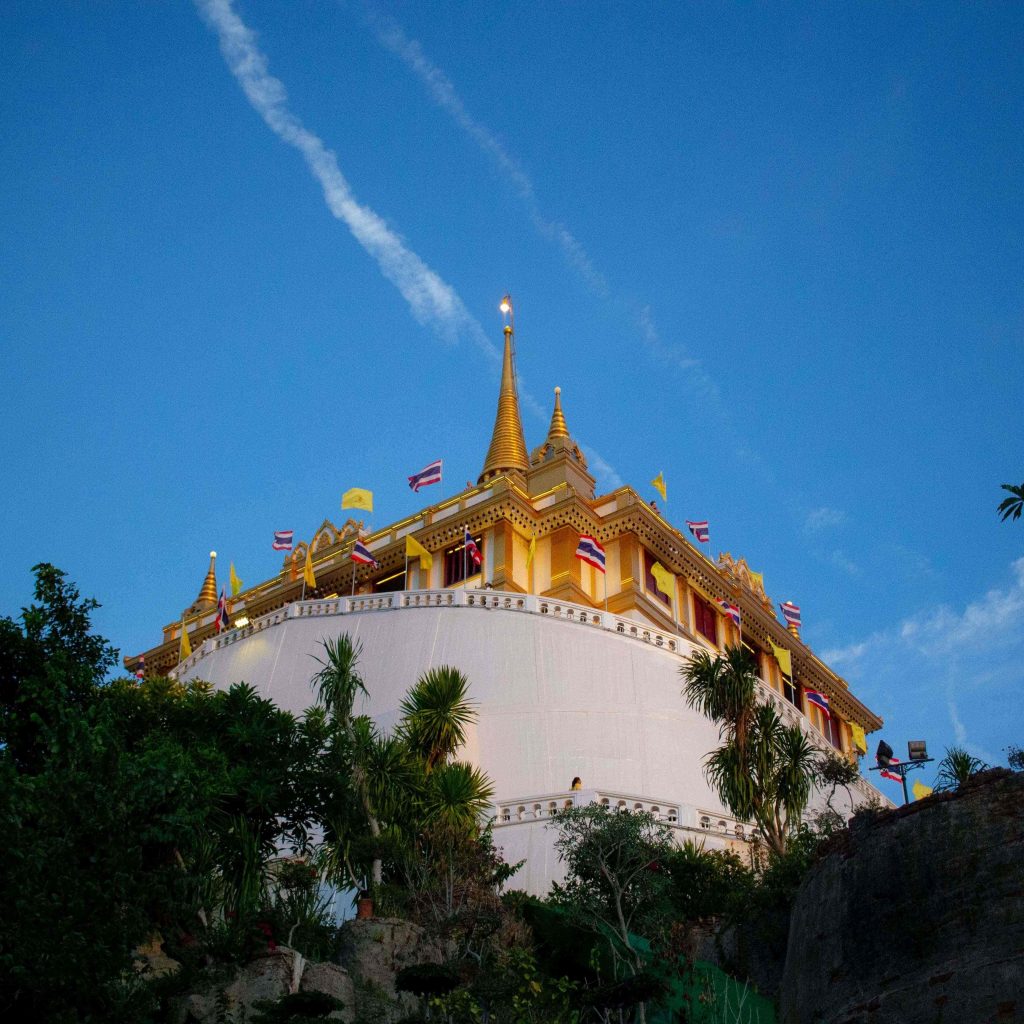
[
  {"xmin": 998, "ymin": 482, "xmax": 1024, "ymax": 522},
  {"xmin": 400, "ymin": 665, "xmax": 476, "ymax": 772},
  {"xmin": 934, "ymin": 745, "xmax": 988, "ymax": 791},
  {"xmin": 681, "ymin": 644, "xmax": 819, "ymax": 854}
]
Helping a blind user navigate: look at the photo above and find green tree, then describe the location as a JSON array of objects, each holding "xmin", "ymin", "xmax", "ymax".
[
  {"xmin": 997, "ymin": 482, "xmax": 1024, "ymax": 522},
  {"xmin": 549, "ymin": 805, "xmax": 675, "ymax": 992},
  {"xmin": 682, "ymin": 645, "xmax": 818, "ymax": 855},
  {"xmin": 934, "ymin": 745, "xmax": 988, "ymax": 791},
  {"xmin": 400, "ymin": 665, "xmax": 476, "ymax": 772}
]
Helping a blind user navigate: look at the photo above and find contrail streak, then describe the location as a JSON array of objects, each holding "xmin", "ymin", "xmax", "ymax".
[
  {"xmin": 369, "ymin": 11, "xmax": 608, "ymax": 297},
  {"xmin": 194, "ymin": 0, "xmax": 494, "ymax": 362},
  {"xmin": 193, "ymin": 0, "xmax": 624, "ymax": 488}
]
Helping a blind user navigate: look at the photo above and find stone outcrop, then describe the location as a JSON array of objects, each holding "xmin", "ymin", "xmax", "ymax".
[
  {"xmin": 336, "ymin": 917, "xmax": 447, "ymax": 1024},
  {"xmin": 175, "ymin": 946, "xmax": 353, "ymax": 1023},
  {"xmin": 780, "ymin": 769, "xmax": 1024, "ymax": 1024}
]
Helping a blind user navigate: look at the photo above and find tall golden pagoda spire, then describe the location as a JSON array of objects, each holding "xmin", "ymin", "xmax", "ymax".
[
  {"xmin": 546, "ymin": 386, "xmax": 570, "ymax": 441},
  {"xmin": 479, "ymin": 296, "xmax": 529, "ymax": 483},
  {"xmin": 196, "ymin": 551, "xmax": 218, "ymax": 609}
]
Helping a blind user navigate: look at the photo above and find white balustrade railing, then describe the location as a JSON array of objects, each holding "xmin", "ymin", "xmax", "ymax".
[{"xmin": 491, "ymin": 789, "xmax": 760, "ymax": 844}]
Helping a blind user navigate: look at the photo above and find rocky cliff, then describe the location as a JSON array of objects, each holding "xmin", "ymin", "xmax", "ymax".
[{"xmin": 780, "ymin": 769, "xmax": 1024, "ymax": 1024}]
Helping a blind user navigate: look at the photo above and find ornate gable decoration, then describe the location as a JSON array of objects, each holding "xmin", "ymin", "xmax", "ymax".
[
  {"xmin": 282, "ymin": 518, "xmax": 367, "ymax": 570},
  {"xmin": 718, "ymin": 552, "xmax": 773, "ymax": 610}
]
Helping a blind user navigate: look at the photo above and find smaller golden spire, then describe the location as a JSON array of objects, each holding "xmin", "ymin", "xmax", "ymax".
[
  {"xmin": 546, "ymin": 386, "xmax": 570, "ymax": 441},
  {"xmin": 196, "ymin": 551, "xmax": 218, "ymax": 608}
]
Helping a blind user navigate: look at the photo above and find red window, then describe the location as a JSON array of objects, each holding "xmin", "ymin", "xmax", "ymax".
[
  {"xmin": 693, "ymin": 594, "xmax": 717, "ymax": 644},
  {"xmin": 644, "ymin": 550, "xmax": 671, "ymax": 607}
]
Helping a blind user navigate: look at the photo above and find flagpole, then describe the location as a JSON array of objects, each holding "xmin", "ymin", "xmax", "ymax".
[
  {"xmin": 350, "ymin": 558, "xmax": 356, "ymax": 597},
  {"xmin": 404, "ymin": 552, "xmax": 409, "ymax": 592},
  {"xmin": 463, "ymin": 525, "xmax": 468, "ymax": 589},
  {"xmin": 604, "ymin": 565, "xmax": 608, "ymax": 615}
]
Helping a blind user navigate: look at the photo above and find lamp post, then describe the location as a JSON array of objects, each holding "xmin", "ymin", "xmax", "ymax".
[{"xmin": 869, "ymin": 739, "xmax": 934, "ymax": 805}]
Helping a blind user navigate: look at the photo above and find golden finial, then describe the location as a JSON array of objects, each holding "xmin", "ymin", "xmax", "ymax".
[
  {"xmin": 479, "ymin": 295, "xmax": 529, "ymax": 482},
  {"xmin": 196, "ymin": 550, "xmax": 218, "ymax": 608},
  {"xmin": 546, "ymin": 386, "xmax": 570, "ymax": 441}
]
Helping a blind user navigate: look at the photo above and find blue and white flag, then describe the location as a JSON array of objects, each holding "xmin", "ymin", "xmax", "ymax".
[
  {"xmin": 717, "ymin": 599, "xmax": 741, "ymax": 627},
  {"xmin": 408, "ymin": 458, "xmax": 443, "ymax": 492},
  {"xmin": 804, "ymin": 689, "xmax": 831, "ymax": 719},
  {"xmin": 350, "ymin": 540, "xmax": 378, "ymax": 567},
  {"xmin": 273, "ymin": 530, "xmax": 294, "ymax": 551},
  {"xmin": 686, "ymin": 520, "xmax": 710, "ymax": 544},
  {"xmin": 575, "ymin": 534, "xmax": 606, "ymax": 573},
  {"xmin": 780, "ymin": 601, "xmax": 802, "ymax": 628},
  {"xmin": 464, "ymin": 528, "xmax": 482, "ymax": 566}
]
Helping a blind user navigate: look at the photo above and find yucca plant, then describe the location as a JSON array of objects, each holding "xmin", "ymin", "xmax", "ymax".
[
  {"xmin": 934, "ymin": 746, "xmax": 988, "ymax": 791},
  {"xmin": 400, "ymin": 666, "xmax": 477, "ymax": 772}
]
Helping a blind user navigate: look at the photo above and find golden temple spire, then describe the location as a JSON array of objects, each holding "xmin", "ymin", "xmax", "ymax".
[
  {"xmin": 479, "ymin": 297, "xmax": 529, "ymax": 482},
  {"xmin": 546, "ymin": 387, "xmax": 570, "ymax": 441},
  {"xmin": 196, "ymin": 551, "xmax": 218, "ymax": 608}
]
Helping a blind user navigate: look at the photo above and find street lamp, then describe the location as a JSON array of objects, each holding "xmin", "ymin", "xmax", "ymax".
[{"xmin": 869, "ymin": 739, "xmax": 934, "ymax": 805}]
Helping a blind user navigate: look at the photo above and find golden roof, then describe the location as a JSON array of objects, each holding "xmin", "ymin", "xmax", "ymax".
[
  {"xmin": 196, "ymin": 551, "xmax": 218, "ymax": 608},
  {"xmin": 479, "ymin": 325, "xmax": 529, "ymax": 481}
]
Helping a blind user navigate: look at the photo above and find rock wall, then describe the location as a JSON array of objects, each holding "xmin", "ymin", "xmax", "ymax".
[{"xmin": 780, "ymin": 769, "xmax": 1024, "ymax": 1024}]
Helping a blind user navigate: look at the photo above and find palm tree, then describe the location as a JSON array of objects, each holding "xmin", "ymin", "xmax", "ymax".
[
  {"xmin": 312, "ymin": 636, "xmax": 386, "ymax": 886},
  {"xmin": 934, "ymin": 746, "xmax": 988, "ymax": 791},
  {"xmin": 421, "ymin": 761, "xmax": 494, "ymax": 833},
  {"xmin": 400, "ymin": 666, "xmax": 476, "ymax": 772},
  {"xmin": 998, "ymin": 482, "xmax": 1024, "ymax": 522},
  {"xmin": 683, "ymin": 645, "xmax": 817, "ymax": 855}
]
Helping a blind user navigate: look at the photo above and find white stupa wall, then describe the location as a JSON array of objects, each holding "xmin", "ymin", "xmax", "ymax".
[{"xmin": 177, "ymin": 591, "xmax": 888, "ymax": 895}]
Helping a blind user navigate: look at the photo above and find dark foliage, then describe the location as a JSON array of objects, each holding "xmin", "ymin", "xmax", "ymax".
[{"xmin": 395, "ymin": 962, "xmax": 461, "ymax": 997}]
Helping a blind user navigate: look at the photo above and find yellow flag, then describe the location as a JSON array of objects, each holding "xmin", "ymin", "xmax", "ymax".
[
  {"xmin": 527, "ymin": 535, "xmax": 536, "ymax": 568},
  {"xmin": 405, "ymin": 534, "xmax": 433, "ymax": 571},
  {"xmin": 650, "ymin": 561, "xmax": 674, "ymax": 599},
  {"xmin": 912, "ymin": 780, "xmax": 933, "ymax": 801},
  {"xmin": 850, "ymin": 722, "xmax": 868, "ymax": 754},
  {"xmin": 749, "ymin": 570, "xmax": 764, "ymax": 591},
  {"xmin": 769, "ymin": 639, "xmax": 792, "ymax": 678},
  {"xmin": 342, "ymin": 487, "xmax": 374, "ymax": 513},
  {"xmin": 229, "ymin": 562, "xmax": 242, "ymax": 597},
  {"xmin": 179, "ymin": 621, "xmax": 192, "ymax": 660},
  {"xmin": 303, "ymin": 548, "xmax": 316, "ymax": 590},
  {"xmin": 651, "ymin": 472, "xmax": 667, "ymax": 502}
]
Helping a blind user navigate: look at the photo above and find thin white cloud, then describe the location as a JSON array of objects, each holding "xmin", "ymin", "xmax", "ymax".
[
  {"xmin": 829, "ymin": 549, "xmax": 861, "ymax": 577},
  {"xmin": 822, "ymin": 557, "xmax": 1024, "ymax": 764},
  {"xmin": 194, "ymin": 0, "xmax": 495, "ymax": 361},
  {"xmin": 805, "ymin": 506, "xmax": 848, "ymax": 531},
  {"xmin": 193, "ymin": 0, "xmax": 625, "ymax": 494},
  {"xmin": 368, "ymin": 11, "xmax": 608, "ymax": 297}
]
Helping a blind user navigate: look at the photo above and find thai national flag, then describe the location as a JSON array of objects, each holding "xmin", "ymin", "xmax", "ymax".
[
  {"xmin": 408, "ymin": 459, "xmax": 443, "ymax": 492},
  {"xmin": 135, "ymin": 654, "xmax": 145, "ymax": 680},
  {"xmin": 351, "ymin": 540, "xmax": 378, "ymax": 567},
  {"xmin": 686, "ymin": 520, "xmax": 710, "ymax": 543},
  {"xmin": 804, "ymin": 689, "xmax": 831, "ymax": 719},
  {"xmin": 216, "ymin": 588, "xmax": 230, "ymax": 633},
  {"xmin": 780, "ymin": 601, "xmax": 802, "ymax": 627},
  {"xmin": 464, "ymin": 528, "xmax": 482, "ymax": 566},
  {"xmin": 880, "ymin": 756, "xmax": 903, "ymax": 784},
  {"xmin": 717, "ymin": 599, "xmax": 741, "ymax": 626},
  {"xmin": 575, "ymin": 535, "xmax": 606, "ymax": 573},
  {"xmin": 273, "ymin": 530, "xmax": 294, "ymax": 551}
]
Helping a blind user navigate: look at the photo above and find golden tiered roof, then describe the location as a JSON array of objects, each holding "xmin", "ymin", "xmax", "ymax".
[
  {"xmin": 195, "ymin": 551, "xmax": 218, "ymax": 609},
  {"xmin": 479, "ymin": 324, "xmax": 529, "ymax": 482},
  {"xmin": 546, "ymin": 386, "xmax": 570, "ymax": 440}
]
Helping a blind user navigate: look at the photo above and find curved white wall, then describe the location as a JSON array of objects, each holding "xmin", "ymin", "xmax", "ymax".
[{"xmin": 178, "ymin": 592, "xmax": 886, "ymax": 893}]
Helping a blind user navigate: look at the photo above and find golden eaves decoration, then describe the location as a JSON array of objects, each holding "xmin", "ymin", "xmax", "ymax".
[{"xmin": 718, "ymin": 552, "xmax": 773, "ymax": 610}]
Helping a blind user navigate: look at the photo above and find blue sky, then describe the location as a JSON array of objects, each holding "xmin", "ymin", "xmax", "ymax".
[{"xmin": 3, "ymin": 2, "xmax": 1022, "ymax": 785}]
